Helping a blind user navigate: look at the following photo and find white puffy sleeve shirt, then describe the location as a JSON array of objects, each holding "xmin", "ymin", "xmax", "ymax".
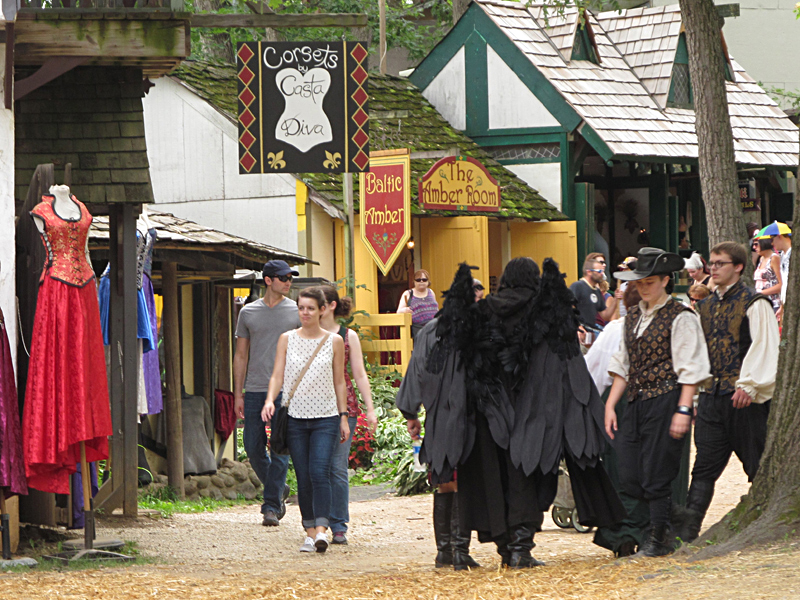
[{"xmin": 608, "ymin": 299, "xmax": 712, "ymax": 386}]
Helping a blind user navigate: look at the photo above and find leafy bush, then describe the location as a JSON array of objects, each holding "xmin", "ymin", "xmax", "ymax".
[
  {"xmin": 366, "ymin": 406, "xmax": 431, "ymax": 496},
  {"xmin": 349, "ymin": 412, "xmax": 375, "ymax": 470}
]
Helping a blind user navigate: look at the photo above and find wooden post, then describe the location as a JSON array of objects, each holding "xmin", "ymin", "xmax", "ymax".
[
  {"xmin": 162, "ymin": 261, "xmax": 185, "ymax": 499},
  {"xmin": 343, "ymin": 174, "xmax": 356, "ymax": 299},
  {"xmin": 378, "ymin": 0, "xmax": 387, "ymax": 75},
  {"xmin": 101, "ymin": 204, "xmax": 139, "ymax": 517}
]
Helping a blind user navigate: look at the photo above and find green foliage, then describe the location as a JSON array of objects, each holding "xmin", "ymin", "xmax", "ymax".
[
  {"xmin": 762, "ymin": 84, "xmax": 800, "ymax": 111},
  {"xmin": 268, "ymin": 0, "xmax": 453, "ymax": 62},
  {"xmin": 138, "ymin": 487, "xmax": 260, "ymax": 518},
  {"xmin": 186, "ymin": 0, "xmax": 453, "ymax": 64},
  {"xmin": 360, "ymin": 406, "xmax": 431, "ymax": 495}
]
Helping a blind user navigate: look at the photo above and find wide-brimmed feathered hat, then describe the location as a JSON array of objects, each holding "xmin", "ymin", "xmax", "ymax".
[{"xmin": 614, "ymin": 247, "xmax": 685, "ymax": 281}]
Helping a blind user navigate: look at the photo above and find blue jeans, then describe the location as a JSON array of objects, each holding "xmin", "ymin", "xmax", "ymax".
[
  {"xmin": 286, "ymin": 415, "xmax": 340, "ymax": 529},
  {"xmin": 244, "ymin": 391, "xmax": 290, "ymax": 515},
  {"xmin": 330, "ymin": 416, "xmax": 357, "ymax": 533}
]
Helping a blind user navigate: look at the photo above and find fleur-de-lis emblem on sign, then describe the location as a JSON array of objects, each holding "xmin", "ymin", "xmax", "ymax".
[
  {"xmin": 266, "ymin": 151, "xmax": 286, "ymax": 170},
  {"xmin": 323, "ymin": 151, "xmax": 342, "ymax": 169}
]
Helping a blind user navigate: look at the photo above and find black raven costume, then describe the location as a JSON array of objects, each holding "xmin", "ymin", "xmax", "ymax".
[{"xmin": 398, "ymin": 258, "xmax": 625, "ymax": 569}]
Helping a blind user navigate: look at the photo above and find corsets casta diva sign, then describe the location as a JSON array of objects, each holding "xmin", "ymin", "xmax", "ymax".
[
  {"xmin": 236, "ymin": 41, "xmax": 370, "ymax": 174},
  {"xmin": 359, "ymin": 150, "xmax": 411, "ymax": 275},
  {"xmin": 418, "ymin": 156, "xmax": 501, "ymax": 212}
]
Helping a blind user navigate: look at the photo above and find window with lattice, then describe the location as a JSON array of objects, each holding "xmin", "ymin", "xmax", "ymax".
[
  {"xmin": 670, "ymin": 63, "xmax": 692, "ymax": 107},
  {"xmin": 487, "ymin": 143, "xmax": 561, "ymax": 161}
]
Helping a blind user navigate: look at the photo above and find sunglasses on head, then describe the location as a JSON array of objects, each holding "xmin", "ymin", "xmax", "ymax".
[
  {"xmin": 473, "ymin": 284, "xmax": 484, "ymax": 291},
  {"xmin": 274, "ymin": 274, "xmax": 293, "ymax": 282},
  {"xmin": 415, "ymin": 278, "xmax": 428, "ymax": 282}
]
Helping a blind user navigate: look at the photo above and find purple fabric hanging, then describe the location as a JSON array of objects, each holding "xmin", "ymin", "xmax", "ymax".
[
  {"xmin": 70, "ymin": 461, "xmax": 98, "ymax": 529},
  {"xmin": 142, "ymin": 272, "xmax": 162, "ymax": 414},
  {"xmin": 0, "ymin": 309, "xmax": 27, "ymax": 498}
]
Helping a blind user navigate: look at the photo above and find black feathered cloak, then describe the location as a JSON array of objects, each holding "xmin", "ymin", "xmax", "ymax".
[
  {"xmin": 395, "ymin": 264, "xmax": 514, "ymax": 484},
  {"xmin": 478, "ymin": 258, "xmax": 626, "ymax": 528}
]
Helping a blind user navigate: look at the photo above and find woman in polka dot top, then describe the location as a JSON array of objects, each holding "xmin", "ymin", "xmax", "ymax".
[{"xmin": 262, "ymin": 287, "xmax": 349, "ymax": 554}]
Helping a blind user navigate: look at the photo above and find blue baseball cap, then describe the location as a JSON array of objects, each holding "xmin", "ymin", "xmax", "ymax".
[{"xmin": 262, "ymin": 260, "xmax": 299, "ymax": 279}]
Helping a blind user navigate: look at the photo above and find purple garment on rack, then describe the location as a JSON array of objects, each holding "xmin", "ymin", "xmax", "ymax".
[
  {"xmin": 0, "ymin": 309, "xmax": 27, "ymax": 498},
  {"xmin": 142, "ymin": 272, "xmax": 162, "ymax": 414},
  {"xmin": 70, "ymin": 461, "xmax": 98, "ymax": 529}
]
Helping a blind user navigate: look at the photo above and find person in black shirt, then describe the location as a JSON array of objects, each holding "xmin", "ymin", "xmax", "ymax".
[{"xmin": 570, "ymin": 254, "xmax": 617, "ymax": 343}]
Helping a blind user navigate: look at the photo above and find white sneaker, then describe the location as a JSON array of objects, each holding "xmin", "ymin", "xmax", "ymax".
[
  {"xmin": 314, "ymin": 531, "xmax": 329, "ymax": 553},
  {"xmin": 299, "ymin": 537, "xmax": 315, "ymax": 552}
]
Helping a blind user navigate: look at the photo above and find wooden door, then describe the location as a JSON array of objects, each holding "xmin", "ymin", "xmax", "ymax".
[
  {"xmin": 509, "ymin": 220, "xmax": 578, "ymax": 284},
  {"xmin": 419, "ymin": 216, "xmax": 490, "ymax": 303}
]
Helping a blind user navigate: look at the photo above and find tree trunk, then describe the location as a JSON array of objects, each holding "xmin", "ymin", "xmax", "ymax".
[
  {"xmin": 692, "ymin": 134, "xmax": 800, "ymax": 558},
  {"xmin": 678, "ymin": 0, "xmax": 746, "ymax": 252},
  {"xmin": 194, "ymin": 0, "xmax": 234, "ymax": 63}
]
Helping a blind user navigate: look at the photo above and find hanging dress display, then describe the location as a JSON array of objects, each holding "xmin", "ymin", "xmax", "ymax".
[
  {"xmin": 23, "ymin": 195, "xmax": 112, "ymax": 495},
  {"xmin": 97, "ymin": 227, "xmax": 157, "ymax": 415},
  {"xmin": 0, "ymin": 308, "xmax": 27, "ymax": 498},
  {"xmin": 140, "ymin": 228, "xmax": 163, "ymax": 414}
]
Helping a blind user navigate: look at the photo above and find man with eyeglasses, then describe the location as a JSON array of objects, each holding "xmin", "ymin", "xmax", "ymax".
[
  {"xmin": 570, "ymin": 253, "xmax": 618, "ymax": 345},
  {"xmin": 674, "ymin": 242, "xmax": 779, "ymax": 544},
  {"xmin": 233, "ymin": 259, "xmax": 301, "ymax": 526}
]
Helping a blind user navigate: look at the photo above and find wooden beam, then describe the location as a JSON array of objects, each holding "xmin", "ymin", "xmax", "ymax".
[
  {"xmin": 4, "ymin": 23, "xmax": 13, "ymax": 111},
  {"xmin": 190, "ymin": 13, "xmax": 367, "ymax": 28},
  {"xmin": 14, "ymin": 56, "xmax": 88, "ymax": 101},
  {"xmin": 14, "ymin": 18, "xmax": 187, "ymax": 63},
  {"xmin": 155, "ymin": 249, "xmax": 237, "ymax": 273},
  {"xmin": 162, "ymin": 261, "xmax": 185, "ymax": 499}
]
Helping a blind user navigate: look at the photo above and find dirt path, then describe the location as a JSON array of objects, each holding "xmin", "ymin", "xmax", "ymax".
[{"xmin": 5, "ymin": 452, "xmax": 790, "ymax": 600}]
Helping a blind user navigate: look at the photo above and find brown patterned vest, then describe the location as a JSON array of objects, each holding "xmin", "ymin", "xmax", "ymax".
[
  {"xmin": 625, "ymin": 299, "xmax": 691, "ymax": 401},
  {"xmin": 695, "ymin": 280, "xmax": 769, "ymax": 396}
]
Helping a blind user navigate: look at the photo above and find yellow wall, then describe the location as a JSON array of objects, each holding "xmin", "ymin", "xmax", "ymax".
[
  {"xmin": 420, "ymin": 216, "xmax": 490, "ymax": 304},
  {"xmin": 309, "ymin": 203, "xmax": 336, "ymax": 281},
  {"xmin": 509, "ymin": 221, "xmax": 578, "ymax": 284},
  {"xmin": 335, "ymin": 219, "xmax": 379, "ymax": 316},
  {"xmin": 181, "ymin": 285, "xmax": 194, "ymax": 395}
]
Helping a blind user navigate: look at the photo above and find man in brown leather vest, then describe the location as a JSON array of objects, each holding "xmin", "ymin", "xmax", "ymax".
[
  {"xmin": 674, "ymin": 242, "xmax": 779, "ymax": 544},
  {"xmin": 605, "ymin": 248, "xmax": 711, "ymax": 557}
]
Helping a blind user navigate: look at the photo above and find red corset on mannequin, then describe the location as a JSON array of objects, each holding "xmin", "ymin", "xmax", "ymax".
[{"xmin": 31, "ymin": 196, "xmax": 95, "ymax": 287}]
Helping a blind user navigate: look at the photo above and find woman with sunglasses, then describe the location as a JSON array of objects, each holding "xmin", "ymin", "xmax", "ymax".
[{"xmin": 397, "ymin": 269, "xmax": 439, "ymax": 338}]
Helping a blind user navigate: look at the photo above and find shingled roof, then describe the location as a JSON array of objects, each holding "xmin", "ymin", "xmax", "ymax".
[
  {"xmin": 474, "ymin": 0, "xmax": 798, "ymax": 167},
  {"xmin": 170, "ymin": 60, "xmax": 565, "ymax": 222}
]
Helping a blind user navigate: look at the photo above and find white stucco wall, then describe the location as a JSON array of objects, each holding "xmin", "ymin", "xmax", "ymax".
[
  {"xmin": 506, "ymin": 163, "xmax": 562, "ymax": 211},
  {"xmin": 143, "ymin": 78, "xmax": 299, "ymax": 253},
  {"xmin": 651, "ymin": 0, "xmax": 800, "ymax": 105},
  {"xmin": 0, "ymin": 47, "xmax": 16, "ymax": 373},
  {"xmin": 487, "ymin": 47, "xmax": 561, "ymax": 130},
  {"xmin": 422, "ymin": 47, "xmax": 466, "ymax": 131}
]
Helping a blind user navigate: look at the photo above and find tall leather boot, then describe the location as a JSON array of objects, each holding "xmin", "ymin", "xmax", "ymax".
[
  {"xmin": 433, "ymin": 492, "xmax": 453, "ymax": 568},
  {"xmin": 507, "ymin": 524, "xmax": 546, "ymax": 568},
  {"xmin": 451, "ymin": 492, "xmax": 480, "ymax": 571},
  {"xmin": 635, "ymin": 523, "xmax": 673, "ymax": 557},
  {"xmin": 674, "ymin": 480, "xmax": 715, "ymax": 544}
]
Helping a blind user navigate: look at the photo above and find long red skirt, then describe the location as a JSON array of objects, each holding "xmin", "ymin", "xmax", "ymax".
[{"xmin": 23, "ymin": 276, "xmax": 112, "ymax": 494}]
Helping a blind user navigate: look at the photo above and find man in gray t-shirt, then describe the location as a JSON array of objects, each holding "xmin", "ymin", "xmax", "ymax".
[{"xmin": 234, "ymin": 260, "xmax": 301, "ymax": 526}]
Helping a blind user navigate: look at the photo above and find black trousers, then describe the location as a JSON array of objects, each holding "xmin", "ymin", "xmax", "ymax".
[
  {"xmin": 457, "ymin": 412, "xmax": 552, "ymax": 542},
  {"xmin": 616, "ymin": 389, "xmax": 684, "ymax": 502},
  {"xmin": 692, "ymin": 392, "xmax": 770, "ymax": 483}
]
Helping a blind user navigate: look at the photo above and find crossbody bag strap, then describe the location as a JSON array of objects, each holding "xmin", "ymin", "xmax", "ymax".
[{"xmin": 285, "ymin": 332, "xmax": 331, "ymax": 407}]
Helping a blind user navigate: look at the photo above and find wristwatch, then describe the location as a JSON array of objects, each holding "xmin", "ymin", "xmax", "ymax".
[
  {"xmin": 339, "ymin": 411, "xmax": 348, "ymax": 417},
  {"xmin": 675, "ymin": 405, "xmax": 692, "ymax": 416}
]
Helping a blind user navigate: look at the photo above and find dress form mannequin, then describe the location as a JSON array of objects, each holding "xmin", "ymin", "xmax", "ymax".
[{"xmin": 33, "ymin": 185, "xmax": 90, "ymax": 260}]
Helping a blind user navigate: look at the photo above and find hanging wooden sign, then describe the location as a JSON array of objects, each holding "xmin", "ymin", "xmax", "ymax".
[
  {"xmin": 418, "ymin": 156, "xmax": 501, "ymax": 212},
  {"xmin": 236, "ymin": 41, "xmax": 370, "ymax": 174},
  {"xmin": 360, "ymin": 149, "xmax": 411, "ymax": 275}
]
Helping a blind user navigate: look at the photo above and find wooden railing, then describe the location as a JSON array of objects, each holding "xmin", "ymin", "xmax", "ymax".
[
  {"xmin": 17, "ymin": 0, "xmax": 184, "ymax": 10},
  {"xmin": 352, "ymin": 312, "xmax": 413, "ymax": 376}
]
